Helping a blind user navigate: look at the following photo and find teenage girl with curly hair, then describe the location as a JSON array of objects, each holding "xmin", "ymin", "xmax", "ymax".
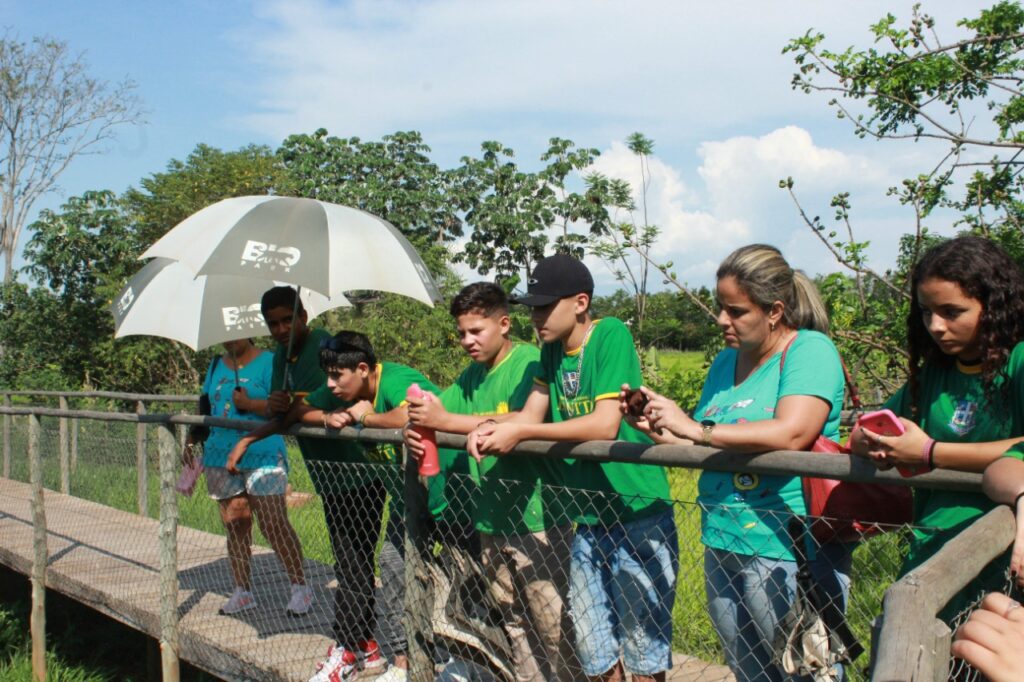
[{"xmin": 852, "ymin": 235, "xmax": 1024, "ymax": 614}]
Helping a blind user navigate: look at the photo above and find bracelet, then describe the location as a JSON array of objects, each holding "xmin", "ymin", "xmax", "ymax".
[
  {"xmin": 359, "ymin": 412, "xmax": 370, "ymax": 428},
  {"xmin": 1015, "ymin": 491, "xmax": 1024, "ymax": 511},
  {"xmin": 322, "ymin": 412, "xmax": 329, "ymax": 429},
  {"xmin": 477, "ymin": 418, "xmax": 497, "ymax": 429},
  {"xmin": 922, "ymin": 438, "xmax": 936, "ymax": 470}
]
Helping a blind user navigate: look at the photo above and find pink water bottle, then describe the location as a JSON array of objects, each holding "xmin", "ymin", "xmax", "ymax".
[{"xmin": 406, "ymin": 383, "xmax": 440, "ymax": 476}]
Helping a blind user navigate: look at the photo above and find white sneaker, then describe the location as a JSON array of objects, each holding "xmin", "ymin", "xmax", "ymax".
[
  {"xmin": 286, "ymin": 583, "xmax": 314, "ymax": 616},
  {"xmin": 219, "ymin": 586, "xmax": 256, "ymax": 615},
  {"xmin": 376, "ymin": 665, "xmax": 408, "ymax": 681},
  {"xmin": 308, "ymin": 645, "xmax": 357, "ymax": 682}
]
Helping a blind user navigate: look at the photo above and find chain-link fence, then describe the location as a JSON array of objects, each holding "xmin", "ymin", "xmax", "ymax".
[{"xmin": 0, "ymin": 397, "xmax": 1004, "ymax": 682}]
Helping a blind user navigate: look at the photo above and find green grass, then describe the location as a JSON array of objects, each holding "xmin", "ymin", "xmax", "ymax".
[{"xmin": 657, "ymin": 350, "xmax": 706, "ymax": 374}]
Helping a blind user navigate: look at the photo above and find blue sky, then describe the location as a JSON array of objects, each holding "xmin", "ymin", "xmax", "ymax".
[{"xmin": 3, "ymin": 0, "xmax": 996, "ymax": 289}]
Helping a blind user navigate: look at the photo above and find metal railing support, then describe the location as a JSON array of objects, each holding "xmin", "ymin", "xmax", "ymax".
[
  {"xmin": 28, "ymin": 413, "xmax": 47, "ymax": 682},
  {"xmin": 136, "ymin": 401, "xmax": 148, "ymax": 516},
  {"xmin": 59, "ymin": 395, "xmax": 70, "ymax": 494},
  {"xmin": 157, "ymin": 424, "xmax": 180, "ymax": 681}
]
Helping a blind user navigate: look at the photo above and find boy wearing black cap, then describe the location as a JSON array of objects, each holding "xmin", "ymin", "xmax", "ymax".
[{"xmin": 467, "ymin": 254, "xmax": 678, "ymax": 682}]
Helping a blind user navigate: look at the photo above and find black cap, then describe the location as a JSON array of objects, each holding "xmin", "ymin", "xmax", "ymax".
[{"xmin": 511, "ymin": 254, "xmax": 594, "ymax": 307}]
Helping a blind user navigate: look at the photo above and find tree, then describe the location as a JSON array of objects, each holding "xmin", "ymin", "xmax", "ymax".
[
  {"xmin": 123, "ymin": 143, "xmax": 280, "ymax": 247},
  {"xmin": 0, "ymin": 34, "xmax": 144, "ymax": 282},
  {"xmin": 457, "ymin": 138, "xmax": 617, "ymax": 282},
  {"xmin": 277, "ymin": 128, "xmax": 464, "ymax": 245},
  {"xmin": 781, "ymin": 2, "xmax": 1024, "ymax": 396},
  {"xmin": 590, "ymin": 133, "xmax": 662, "ymax": 338}
]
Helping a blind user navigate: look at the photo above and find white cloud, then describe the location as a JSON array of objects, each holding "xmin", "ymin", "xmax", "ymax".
[
  {"xmin": 584, "ymin": 128, "xmax": 903, "ymax": 289},
  {"xmin": 234, "ymin": 0, "xmax": 995, "ymax": 148}
]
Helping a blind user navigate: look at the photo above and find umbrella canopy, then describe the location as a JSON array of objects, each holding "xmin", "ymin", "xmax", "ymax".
[
  {"xmin": 140, "ymin": 195, "xmax": 442, "ymax": 306},
  {"xmin": 111, "ymin": 258, "xmax": 351, "ymax": 351}
]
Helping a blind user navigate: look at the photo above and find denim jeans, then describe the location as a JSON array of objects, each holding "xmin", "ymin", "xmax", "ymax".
[
  {"xmin": 704, "ymin": 544, "xmax": 853, "ymax": 682},
  {"xmin": 569, "ymin": 508, "xmax": 679, "ymax": 677}
]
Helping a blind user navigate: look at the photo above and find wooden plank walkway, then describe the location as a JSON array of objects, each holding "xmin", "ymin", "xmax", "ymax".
[
  {"xmin": 0, "ymin": 476, "xmax": 342, "ymax": 681},
  {"xmin": 0, "ymin": 477, "xmax": 731, "ymax": 681}
]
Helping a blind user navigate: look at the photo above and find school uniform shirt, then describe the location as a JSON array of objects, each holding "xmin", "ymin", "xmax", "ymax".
[
  {"xmin": 886, "ymin": 342, "xmax": 1024, "ymax": 574},
  {"xmin": 202, "ymin": 351, "xmax": 287, "ymax": 470},
  {"xmin": 305, "ymin": 362, "xmax": 460, "ymax": 520},
  {"xmin": 440, "ymin": 343, "xmax": 567, "ymax": 536},
  {"xmin": 541, "ymin": 317, "xmax": 670, "ymax": 527},
  {"xmin": 271, "ymin": 327, "xmax": 345, "ymax": 477},
  {"xmin": 696, "ymin": 330, "xmax": 844, "ymax": 561}
]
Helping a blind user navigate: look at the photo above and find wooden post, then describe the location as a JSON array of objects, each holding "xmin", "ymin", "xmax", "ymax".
[
  {"xmin": 403, "ymin": 444, "xmax": 433, "ymax": 682},
  {"xmin": 137, "ymin": 401, "xmax": 149, "ymax": 516},
  {"xmin": 28, "ymin": 414, "xmax": 47, "ymax": 682},
  {"xmin": 59, "ymin": 396, "xmax": 70, "ymax": 494},
  {"xmin": 71, "ymin": 414, "xmax": 79, "ymax": 473},
  {"xmin": 157, "ymin": 424, "xmax": 180, "ymax": 681},
  {"xmin": 2, "ymin": 393, "xmax": 10, "ymax": 478}
]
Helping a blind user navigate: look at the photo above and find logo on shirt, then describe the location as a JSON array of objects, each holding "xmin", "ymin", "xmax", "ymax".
[
  {"xmin": 949, "ymin": 399, "xmax": 978, "ymax": 436},
  {"xmin": 240, "ymin": 240, "xmax": 301, "ymax": 272},
  {"xmin": 702, "ymin": 399, "xmax": 754, "ymax": 420},
  {"xmin": 733, "ymin": 472, "xmax": 759, "ymax": 491}
]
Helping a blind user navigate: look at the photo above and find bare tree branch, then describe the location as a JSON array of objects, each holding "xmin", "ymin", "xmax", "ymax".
[{"xmin": 0, "ymin": 33, "xmax": 145, "ymax": 282}]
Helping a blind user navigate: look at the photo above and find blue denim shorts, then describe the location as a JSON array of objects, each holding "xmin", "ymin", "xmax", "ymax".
[
  {"xmin": 569, "ymin": 507, "xmax": 679, "ymax": 676},
  {"xmin": 205, "ymin": 465, "xmax": 287, "ymax": 500}
]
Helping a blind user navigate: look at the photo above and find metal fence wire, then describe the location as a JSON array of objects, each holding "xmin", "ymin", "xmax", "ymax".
[{"xmin": 0, "ymin": 403, "xmax": 1008, "ymax": 682}]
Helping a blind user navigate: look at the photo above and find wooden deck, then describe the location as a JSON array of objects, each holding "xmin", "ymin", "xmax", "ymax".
[
  {"xmin": 0, "ymin": 477, "xmax": 731, "ymax": 681},
  {"xmin": 0, "ymin": 476, "xmax": 345, "ymax": 680}
]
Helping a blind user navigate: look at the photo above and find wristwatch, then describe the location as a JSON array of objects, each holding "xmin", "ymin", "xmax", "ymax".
[{"xmin": 700, "ymin": 420, "xmax": 716, "ymax": 447}]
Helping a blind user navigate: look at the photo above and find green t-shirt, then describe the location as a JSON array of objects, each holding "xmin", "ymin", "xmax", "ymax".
[
  {"xmin": 695, "ymin": 330, "xmax": 844, "ymax": 561},
  {"xmin": 304, "ymin": 382, "xmax": 384, "ymax": 494},
  {"xmin": 270, "ymin": 327, "xmax": 341, "ymax": 486},
  {"xmin": 305, "ymin": 362, "xmax": 461, "ymax": 519},
  {"xmin": 440, "ymin": 343, "xmax": 566, "ymax": 535},
  {"xmin": 542, "ymin": 317, "xmax": 670, "ymax": 526},
  {"xmin": 887, "ymin": 342, "xmax": 1024, "ymax": 574}
]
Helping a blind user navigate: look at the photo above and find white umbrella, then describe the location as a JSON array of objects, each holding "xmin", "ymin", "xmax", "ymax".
[
  {"xmin": 139, "ymin": 195, "xmax": 442, "ymax": 306},
  {"xmin": 111, "ymin": 258, "xmax": 351, "ymax": 351}
]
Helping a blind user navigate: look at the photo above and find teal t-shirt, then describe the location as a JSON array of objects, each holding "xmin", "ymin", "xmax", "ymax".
[
  {"xmin": 305, "ymin": 362, "xmax": 462, "ymax": 520},
  {"xmin": 542, "ymin": 317, "xmax": 671, "ymax": 526},
  {"xmin": 272, "ymin": 327, "xmax": 336, "ymax": 467},
  {"xmin": 888, "ymin": 342, "xmax": 1024, "ymax": 574},
  {"xmin": 440, "ymin": 343, "xmax": 566, "ymax": 535},
  {"xmin": 201, "ymin": 351, "xmax": 287, "ymax": 470},
  {"xmin": 696, "ymin": 330, "xmax": 844, "ymax": 561}
]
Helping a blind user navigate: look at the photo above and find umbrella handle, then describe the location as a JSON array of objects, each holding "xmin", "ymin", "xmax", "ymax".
[{"xmin": 280, "ymin": 286, "xmax": 302, "ymax": 392}]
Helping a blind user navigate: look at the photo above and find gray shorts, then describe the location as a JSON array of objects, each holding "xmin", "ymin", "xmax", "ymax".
[{"xmin": 205, "ymin": 465, "xmax": 288, "ymax": 500}]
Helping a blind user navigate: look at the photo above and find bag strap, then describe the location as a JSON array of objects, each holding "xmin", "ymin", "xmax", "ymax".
[{"xmin": 779, "ymin": 332, "xmax": 862, "ymax": 411}]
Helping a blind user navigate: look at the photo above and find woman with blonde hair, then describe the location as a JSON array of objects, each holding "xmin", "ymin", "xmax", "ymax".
[{"xmin": 623, "ymin": 244, "xmax": 850, "ymax": 682}]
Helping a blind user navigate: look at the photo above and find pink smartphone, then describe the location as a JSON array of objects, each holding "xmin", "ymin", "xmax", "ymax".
[
  {"xmin": 857, "ymin": 409, "xmax": 905, "ymax": 437},
  {"xmin": 857, "ymin": 409, "xmax": 922, "ymax": 477}
]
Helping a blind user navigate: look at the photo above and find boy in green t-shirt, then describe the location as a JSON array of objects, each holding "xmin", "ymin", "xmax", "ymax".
[
  {"xmin": 467, "ymin": 255, "xmax": 678, "ymax": 682},
  {"xmin": 405, "ymin": 282, "xmax": 573, "ymax": 681},
  {"xmin": 229, "ymin": 291, "xmax": 389, "ymax": 679},
  {"xmin": 299, "ymin": 331, "xmax": 463, "ymax": 682}
]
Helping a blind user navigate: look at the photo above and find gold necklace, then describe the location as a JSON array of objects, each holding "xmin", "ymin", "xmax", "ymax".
[{"xmin": 561, "ymin": 322, "xmax": 596, "ymax": 400}]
